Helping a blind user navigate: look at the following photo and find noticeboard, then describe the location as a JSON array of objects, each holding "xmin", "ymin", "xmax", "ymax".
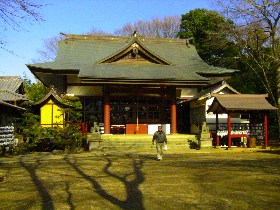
[{"xmin": 0, "ymin": 126, "xmax": 14, "ymax": 146}]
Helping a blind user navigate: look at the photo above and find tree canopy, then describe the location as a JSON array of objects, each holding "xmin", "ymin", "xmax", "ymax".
[
  {"xmin": 178, "ymin": 9, "xmax": 239, "ymax": 69},
  {"xmin": 22, "ymin": 74, "xmax": 48, "ymax": 103},
  {"xmin": 213, "ymin": 0, "xmax": 280, "ymax": 99}
]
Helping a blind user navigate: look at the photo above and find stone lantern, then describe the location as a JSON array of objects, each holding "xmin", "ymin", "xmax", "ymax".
[{"xmin": 198, "ymin": 122, "xmax": 213, "ymax": 149}]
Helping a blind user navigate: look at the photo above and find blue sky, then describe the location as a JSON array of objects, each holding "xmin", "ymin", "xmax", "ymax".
[{"xmin": 0, "ymin": 0, "xmax": 211, "ymax": 81}]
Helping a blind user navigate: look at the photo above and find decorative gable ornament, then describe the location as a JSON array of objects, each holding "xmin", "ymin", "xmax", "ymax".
[{"xmin": 96, "ymin": 37, "xmax": 172, "ymax": 65}]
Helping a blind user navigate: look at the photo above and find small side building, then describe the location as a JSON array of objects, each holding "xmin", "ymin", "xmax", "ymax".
[
  {"xmin": 0, "ymin": 76, "xmax": 27, "ymax": 147},
  {"xmin": 0, "ymin": 76, "xmax": 28, "ymax": 125},
  {"xmin": 34, "ymin": 87, "xmax": 65, "ymax": 127},
  {"xmin": 189, "ymin": 80, "xmax": 240, "ymax": 134}
]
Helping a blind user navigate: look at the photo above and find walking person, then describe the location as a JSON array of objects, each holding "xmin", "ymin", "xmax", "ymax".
[{"xmin": 152, "ymin": 126, "xmax": 167, "ymax": 161}]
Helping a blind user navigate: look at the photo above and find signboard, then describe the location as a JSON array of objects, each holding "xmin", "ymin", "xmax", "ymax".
[{"xmin": 0, "ymin": 126, "xmax": 14, "ymax": 146}]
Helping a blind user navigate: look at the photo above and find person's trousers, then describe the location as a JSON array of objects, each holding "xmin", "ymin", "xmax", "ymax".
[{"xmin": 156, "ymin": 142, "xmax": 164, "ymax": 159}]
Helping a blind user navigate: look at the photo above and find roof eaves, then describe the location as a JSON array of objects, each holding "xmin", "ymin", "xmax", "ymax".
[
  {"xmin": 192, "ymin": 81, "xmax": 239, "ymax": 101},
  {"xmin": 209, "ymin": 94, "xmax": 278, "ymax": 112},
  {"xmin": 0, "ymin": 99, "xmax": 26, "ymax": 111},
  {"xmin": 26, "ymin": 64, "xmax": 80, "ymax": 73},
  {"xmin": 196, "ymin": 66, "xmax": 239, "ymax": 75}
]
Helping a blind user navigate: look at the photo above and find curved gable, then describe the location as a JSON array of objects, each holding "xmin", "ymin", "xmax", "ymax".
[
  {"xmin": 96, "ymin": 36, "xmax": 172, "ymax": 65},
  {"xmin": 34, "ymin": 88, "xmax": 63, "ymax": 106}
]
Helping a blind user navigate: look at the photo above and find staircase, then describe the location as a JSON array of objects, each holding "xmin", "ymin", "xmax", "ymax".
[{"xmin": 87, "ymin": 134, "xmax": 198, "ymax": 152}]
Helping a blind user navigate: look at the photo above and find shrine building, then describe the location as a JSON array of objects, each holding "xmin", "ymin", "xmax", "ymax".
[{"xmin": 27, "ymin": 33, "xmax": 237, "ymax": 134}]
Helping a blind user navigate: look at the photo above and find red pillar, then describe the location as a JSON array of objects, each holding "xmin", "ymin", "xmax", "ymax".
[
  {"xmin": 103, "ymin": 90, "xmax": 110, "ymax": 134},
  {"xmin": 264, "ymin": 113, "xmax": 268, "ymax": 148},
  {"xmin": 227, "ymin": 113, "xmax": 232, "ymax": 149},
  {"xmin": 171, "ymin": 97, "xmax": 177, "ymax": 134}
]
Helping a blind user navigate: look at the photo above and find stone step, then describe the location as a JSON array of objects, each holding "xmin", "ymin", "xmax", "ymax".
[
  {"xmin": 87, "ymin": 134, "xmax": 198, "ymax": 149},
  {"xmin": 98, "ymin": 134, "xmax": 197, "ymax": 141}
]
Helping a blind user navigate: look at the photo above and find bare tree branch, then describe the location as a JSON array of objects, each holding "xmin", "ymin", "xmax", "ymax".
[
  {"xmin": 114, "ymin": 16, "xmax": 181, "ymax": 38},
  {"xmin": 0, "ymin": 0, "xmax": 45, "ymax": 51}
]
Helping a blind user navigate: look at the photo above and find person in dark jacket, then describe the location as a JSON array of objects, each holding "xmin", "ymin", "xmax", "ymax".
[{"xmin": 152, "ymin": 126, "xmax": 167, "ymax": 160}]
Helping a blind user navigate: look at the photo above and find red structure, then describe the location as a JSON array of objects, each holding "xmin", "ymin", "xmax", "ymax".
[
  {"xmin": 208, "ymin": 94, "xmax": 277, "ymax": 149},
  {"xmin": 103, "ymin": 94, "xmax": 110, "ymax": 134},
  {"xmin": 171, "ymin": 97, "xmax": 177, "ymax": 134}
]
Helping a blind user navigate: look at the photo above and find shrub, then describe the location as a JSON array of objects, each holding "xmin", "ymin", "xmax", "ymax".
[
  {"xmin": 14, "ymin": 124, "xmax": 86, "ymax": 153},
  {"xmin": 14, "ymin": 142, "xmax": 33, "ymax": 155}
]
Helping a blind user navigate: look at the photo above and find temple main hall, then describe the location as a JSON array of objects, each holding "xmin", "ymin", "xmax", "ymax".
[{"xmin": 27, "ymin": 33, "xmax": 236, "ymax": 134}]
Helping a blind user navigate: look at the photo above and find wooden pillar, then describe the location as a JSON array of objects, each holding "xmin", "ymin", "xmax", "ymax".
[
  {"xmin": 216, "ymin": 113, "xmax": 220, "ymax": 148},
  {"xmin": 227, "ymin": 113, "xmax": 232, "ymax": 149},
  {"xmin": 171, "ymin": 97, "xmax": 177, "ymax": 134},
  {"xmin": 103, "ymin": 86, "xmax": 110, "ymax": 134},
  {"xmin": 264, "ymin": 113, "xmax": 268, "ymax": 148}
]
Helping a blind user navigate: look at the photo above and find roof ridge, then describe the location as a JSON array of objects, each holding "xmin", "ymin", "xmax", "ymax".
[
  {"xmin": 0, "ymin": 76, "xmax": 21, "ymax": 79},
  {"xmin": 212, "ymin": 93, "xmax": 268, "ymax": 98},
  {"xmin": 34, "ymin": 87, "xmax": 63, "ymax": 105},
  {"xmin": 60, "ymin": 32, "xmax": 188, "ymax": 44}
]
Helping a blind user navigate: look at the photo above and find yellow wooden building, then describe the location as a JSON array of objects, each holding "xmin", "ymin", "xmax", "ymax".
[{"xmin": 34, "ymin": 88, "xmax": 65, "ymax": 127}]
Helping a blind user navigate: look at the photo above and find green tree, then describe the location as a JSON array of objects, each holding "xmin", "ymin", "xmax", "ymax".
[
  {"xmin": 61, "ymin": 95, "xmax": 83, "ymax": 124},
  {"xmin": 178, "ymin": 6, "xmax": 280, "ymax": 137},
  {"xmin": 178, "ymin": 9, "xmax": 239, "ymax": 69},
  {"xmin": 22, "ymin": 74, "xmax": 48, "ymax": 102},
  {"xmin": 213, "ymin": 0, "xmax": 280, "ymax": 137}
]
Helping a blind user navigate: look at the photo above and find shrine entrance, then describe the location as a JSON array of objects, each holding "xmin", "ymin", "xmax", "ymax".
[{"xmin": 79, "ymin": 85, "xmax": 177, "ymax": 134}]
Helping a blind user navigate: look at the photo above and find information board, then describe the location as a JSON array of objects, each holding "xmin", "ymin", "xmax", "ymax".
[{"xmin": 0, "ymin": 126, "xmax": 14, "ymax": 146}]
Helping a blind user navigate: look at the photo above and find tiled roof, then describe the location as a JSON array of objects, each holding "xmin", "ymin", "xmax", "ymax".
[
  {"xmin": 0, "ymin": 76, "xmax": 27, "ymax": 101},
  {"xmin": 207, "ymin": 94, "xmax": 278, "ymax": 113},
  {"xmin": 34, "ymin": 87, "xmax": 63, "ymax": 106},
  {"xmin": 192, "ymin": 80, "xmax": 240, "ymax": 100},
  {"xmin": 0, "ymin": 90, "xmax": 28, "ymax": 101},
  {"xmin": 0, "ymin": 99, "xmax": 25, "ymax": 110},
  {"xmin": 79, "ymin": 63, "xmax": 207, "ymax": 81},
  {"xmin": 27, "ymin": 34, "xmax": 237, "ymax": 82},
  {"xmin": 0, "ymin": 76, "xmax": 23, "ymax": 92}
]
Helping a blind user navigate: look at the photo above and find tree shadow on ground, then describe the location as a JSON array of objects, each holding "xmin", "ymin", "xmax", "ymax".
[
  {"xmin": 65, "ymin": 181, "xmax": 75, "ymax": 210},
  {"xmin": 258, "ymin": 150, "xmax": 280, "ymax": 155},
  {"xmin": 19, "ymin": 158, "xmax": 54, "ymax": 210},
  {"xmin": 64, "ymin": 153, "xmax": 145, "ymax": 210}
]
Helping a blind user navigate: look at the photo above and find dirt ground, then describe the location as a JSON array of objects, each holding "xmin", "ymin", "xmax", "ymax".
[{"xmin": 0, "ymin": 148, "xmax": 279, "ymax": 210}]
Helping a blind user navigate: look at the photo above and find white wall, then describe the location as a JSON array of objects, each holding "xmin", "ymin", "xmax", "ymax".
[{"xmin": 148, "ymin": 124, "xmax": 170, "ymax": 134}]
